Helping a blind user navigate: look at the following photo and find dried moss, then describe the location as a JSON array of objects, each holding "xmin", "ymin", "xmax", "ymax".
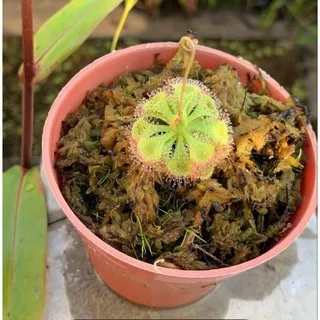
[{"xmin": 56, "ymin": 46, "xmax": 307, "ymax": 270}]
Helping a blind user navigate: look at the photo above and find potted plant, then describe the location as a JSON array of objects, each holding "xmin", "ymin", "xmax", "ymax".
[
  {"xmin": 3, "ymin": 0, "xmax": 317, "ymax": 315},
  {"xmin": 42, "ymin": 30, "xmax": 317, "ymax": 307}
]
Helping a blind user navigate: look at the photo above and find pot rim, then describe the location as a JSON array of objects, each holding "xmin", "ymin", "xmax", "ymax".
[{"xmin": 42, "ymin": 42, "xmax": 317, "ymax": 279}]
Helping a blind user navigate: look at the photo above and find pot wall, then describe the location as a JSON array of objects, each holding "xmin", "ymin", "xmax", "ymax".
[{"xmin": 42, "ymin": 43, "xmax": 317, "ymax": 307}]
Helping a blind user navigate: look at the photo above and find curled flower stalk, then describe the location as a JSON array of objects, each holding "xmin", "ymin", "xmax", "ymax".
[{"xmin": 128, "ymin": 77, "xmax": 233, "ymax": 181}]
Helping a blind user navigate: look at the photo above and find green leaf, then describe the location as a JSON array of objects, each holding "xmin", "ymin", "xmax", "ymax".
[
  {"xmin": 211, "ymin": 120, "xmax": 229, "ymax": 145},
  {"xmin": 296, "ymin": 31, "xmax": 317, "ymax": 45},
  {"xmin": 138, "ymin": 132, "xmax": 175, "ymax": 161},
  {"xmin": 131, "ymin": 118, "xmax": 169, "ymax": 140},
  {"xmin": 259, "ymin": 0, "xmax": 286, "ymax": 29},
  {"xmin": 167, "ymin": 137, "xmax": 191, "ymax": 176},
  {"xmin": 3, "ymin": 166, "xmax": 47, "ymax": 320},
  {"xmin": 19, "ymin": 0, "xmax": 124, "ymax": 83},
  {"xmin": 184, "ymin": 133, "xmax": 213, "ymax": 163}
]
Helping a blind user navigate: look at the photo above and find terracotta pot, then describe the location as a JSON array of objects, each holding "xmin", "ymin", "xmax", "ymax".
[{"xmin": 42, "ymin": 43, "xmax": 317, "ymax": 308}]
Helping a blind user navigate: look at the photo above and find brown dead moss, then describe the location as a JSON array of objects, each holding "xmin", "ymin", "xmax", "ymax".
[{"xmin": 55, "ymin": 47, "xmax": 308, "ymax": 270}]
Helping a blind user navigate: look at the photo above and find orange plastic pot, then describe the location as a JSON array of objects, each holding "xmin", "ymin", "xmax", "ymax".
[{"xmin": 42, "ymin": 43, "xmax": 317, "ymax": 308}]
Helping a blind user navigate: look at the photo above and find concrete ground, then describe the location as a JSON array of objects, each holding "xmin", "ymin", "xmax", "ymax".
[{"xmin": 42, "ymin": 168, "xmax": 317, "ymax": 320}]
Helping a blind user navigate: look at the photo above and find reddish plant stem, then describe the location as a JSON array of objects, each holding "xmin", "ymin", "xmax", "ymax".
[{"xmin": 21, "ymin": 0, "xmax": 35, "ymax": 169}]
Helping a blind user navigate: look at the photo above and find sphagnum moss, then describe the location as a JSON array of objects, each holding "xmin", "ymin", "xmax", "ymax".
[{"xmin": 56, "ymin": 36, "xmax": 308, "ymax": 270}]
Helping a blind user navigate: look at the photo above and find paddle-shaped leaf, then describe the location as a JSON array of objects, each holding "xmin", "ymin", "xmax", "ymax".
[
  {"xmin": 3, "ymin": 166, "xmax": 47, "ymax": 320},
  {"xmin": 19, "ymin": 0, "xmax": 123, "ymax": 83}
]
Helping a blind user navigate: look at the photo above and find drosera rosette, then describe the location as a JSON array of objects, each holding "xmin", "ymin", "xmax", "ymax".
[{"xmin": 127, "ymin": 76, "xmax": 233, "ymax": 182}]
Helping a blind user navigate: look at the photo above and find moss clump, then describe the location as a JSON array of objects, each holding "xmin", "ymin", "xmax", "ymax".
[{"xmin": 56, "ymin": 39, "xmax": 308, "ymax": 270}]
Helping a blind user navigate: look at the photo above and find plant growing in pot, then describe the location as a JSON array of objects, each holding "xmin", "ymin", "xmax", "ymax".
[
  {"xmin": 43, "ymin": 33, "xmax": 317, "ymax": 308},
  {"xmin": 7, "ymin": 0, "xmax": 315, "ymax": 312}
]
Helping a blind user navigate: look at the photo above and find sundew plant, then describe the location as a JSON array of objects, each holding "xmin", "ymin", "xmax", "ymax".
[{"xmin": 129, "ymin": 36, "xmax": 233, "ymax": 182}]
